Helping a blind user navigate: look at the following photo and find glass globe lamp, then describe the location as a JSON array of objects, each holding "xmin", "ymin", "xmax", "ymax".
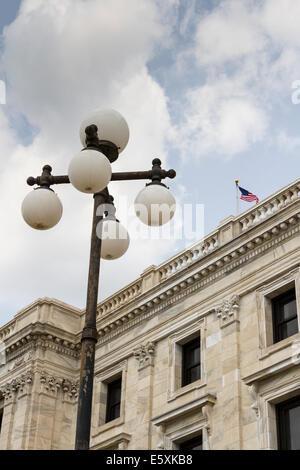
[
  {"xmin": 22, "ymin": 187, "xmax": 63, "ymax": 230},
  {"xmin": 68, "ymin": 149, "xmax": 112, "ymax": 194},
  {"xmin": 100, "ymin": 219, "xmax": 130, "ymax": 260},
  {"xmin": 79, "ymin": 109, "xmax": 129, "ymax": 153},
  {"xmin": 134, "ymin": 184, "xmax": 176, "ymax": 226}
]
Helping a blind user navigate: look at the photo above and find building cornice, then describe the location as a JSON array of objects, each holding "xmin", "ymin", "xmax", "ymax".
[
  {"xmin": 95, "ymin": 179, "xmax": 300, "ymax": 321},
  {"xmin": 3, "ymin": 322, "xmax": 81, "ymax": 361},
  {"xmin": 152, "ymin": 394, "xmax": 216, "ymax": 427},
  {"xmin": 242, "ymin": 356, "xmax": 300, "ymax": 386},
  {"xmin": 96, "ymin": 206, "xmax": 300, "ymax": 344}
]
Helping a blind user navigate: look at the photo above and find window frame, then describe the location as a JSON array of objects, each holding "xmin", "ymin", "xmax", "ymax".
[
  {"xmin": 92, "ymin": 360, "xmax": 127, "ymax": 437},
  {"xmin": 272, "ymin": 288, "xmax": 298, "ymax": 344},
  {"xmin": 167, "ymin": 317, "xmax": 206, "ymax": 402},
  {"xmin": 179, "ymin": 434, "xmax": 203, "ymax": 450},
  {"xmin": 105, "ymin": 377, "xmax": 122, "ymax": 424},
  {"xmin": 276, "ymin": 395, "xmax": 300, "ymax": 450},
  {"xmin": 181, "ymin": 337, "xmax": 201, "ymax": 387},
  {"xmin": 255, "ymin": 270, "xmax": 300, "ymax": 358}
]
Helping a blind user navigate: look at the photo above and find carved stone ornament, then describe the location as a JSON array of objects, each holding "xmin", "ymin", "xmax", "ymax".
[
  {"xmin": 249, "ymin": 384, "xmax": 260, "ymax": 418},
  {"xmin": 133, "ymin": 342, "xmax": 156, "ymax": 370},
  {"xmin": 62, "ymin": 379, "xmax": 79, "ymax": 403},
  {"xmin": 0, "ymin": 370, "xmax": 33, "ymax": 402},
  {"xmin": 216, "ymin": 295, "xmax": 240, "ymax": 328},
  {"xmin": 40, "ymin": 371, "xmax": 63, "ymax": 396},
  {"xmin": 5, "ymin": 332, "xmax": 80, "ymax": 359}
]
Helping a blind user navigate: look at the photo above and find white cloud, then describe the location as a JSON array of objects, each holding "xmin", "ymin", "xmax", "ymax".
[
  {"xmin": 277, "ymin": 130, "xmax": 300, "ymax": 151},
  {"xmin": 0, "ymin": 0, "xmax": 182, "ymax": 323},
  {"xmin": 176, "ymin": 75, "xmax": 268, "ymax": 158},
  {"xmin": 262, "ymin": 0, "xmax": 300, "ymax": 48},
  {"xmin": 174, "ymin": 0, "xmax": 300, "ymax": 159},
  {"xmin": 195, "ymin": 0, "xmax": 267, "ymax": 66}
]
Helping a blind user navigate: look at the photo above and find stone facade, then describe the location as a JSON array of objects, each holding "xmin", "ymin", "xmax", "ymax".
[{"xmin": 0, "ymin": 177, "xmax": 299, "ymax": 450}]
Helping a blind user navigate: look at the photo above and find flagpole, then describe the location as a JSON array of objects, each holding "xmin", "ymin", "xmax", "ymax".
[{"xmin": 235, "ymin": 179, "xmax": 239, "ymax": 215}]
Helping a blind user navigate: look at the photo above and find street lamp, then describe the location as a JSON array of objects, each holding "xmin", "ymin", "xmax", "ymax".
[{"xmin": 21, "ymin": 109, "xmax": 176, "ymax": 450}]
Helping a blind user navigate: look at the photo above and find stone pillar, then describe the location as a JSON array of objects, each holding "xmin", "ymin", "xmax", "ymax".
[
  {"xmin": 59, "ymin": 379, "xmax": 79, "ymax": 449},
  {"xmin": 133, "ymin": 341, "xmax": 155, "ymax": 449},
  {"xmin": 32, "ymin": 371, "xmax": 62, "ymax": 449},
  {"xmin": 0, "ymin": 383, "xmax": 17, "ymax": 449},
  {"xmin": 0, "ymin": 371, "xmax": 34, "ymax": 450},
  {"xmin": 216, "ymin": 295, "xmax": 242, "ymax": 449}
]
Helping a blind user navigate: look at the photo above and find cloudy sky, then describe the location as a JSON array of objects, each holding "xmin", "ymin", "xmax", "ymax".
[{"xmin": 0, "ymin": 0, "xmax": 300, "ymax": 326}]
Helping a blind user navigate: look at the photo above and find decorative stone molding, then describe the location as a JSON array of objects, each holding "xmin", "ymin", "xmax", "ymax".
[
  {"xmin": 93, "ymin": 182, "xmax": 300, "ymax": 325},
  {"xmin": 0, "ymin": 322, "xmax": 16, "ymax": 342},
  {"xmin": 152, "ymin": 394, "xmax": 216, "ymax": 450},
  {"xmin": 8, "ymin": 351, "xmax": 34, "ymax": 371},
  {"xmin": 97, "ymin": 211, "xmax": 300, "ymax": 344},
  {"xmin": 215, "ymin": 295, "xmax": 240, "ymax": 328},
  {"xmin": 202, "ymin": 402, "xmax": 214, "ymax": 436},
  {"xmin": 62, "ymin": 379, "xmax": 79, "ymax": 403},
  {"xmin": 133, "ymin": 342, "xmax": 155, "ymax": 370},
  {"xmin": 248, "ymin": 383, "xmax": 260, "ymax": 418},
  {"xmin": 92, "ymin": 432, "xmax": 132, "ymax": 450},
  {"xmin": 97, "ymin": 280, "xmax": 142, "ymax": 318},
  {"xmin": 0, "ymin": 370, "xmax": 33, "ymax": 403},
  {"xmin": 5, "ymin": 332, "xmax": 81, "ymax": 361},
  {"xmin": 152, "ymin": 394, "xmax": 216, "ymax": 427},
  {"xmin": 40, "ymin": 371, "xmax": 63, "ymax": 397}
]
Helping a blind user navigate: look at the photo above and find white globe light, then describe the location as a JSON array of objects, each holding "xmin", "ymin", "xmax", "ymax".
[
  {"xmin": 134, "ymin": 184, "xmax": 176, "ymax": 226},
  {"xmin": 100, "ymin": 220, "xmax": 130, "ymax": 260},
  {"xmin": 79, "ymin": 109, "xmax": 129, "ymax": 153},
  {"xmin": 22, "ymin": 188, "xmax": 63, "ymax": 230},
  {"xmin": 68, "ymin": 149, "xmax": 112, "ymax": 194}
]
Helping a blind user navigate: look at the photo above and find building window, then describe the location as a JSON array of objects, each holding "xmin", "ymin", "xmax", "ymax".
[
  {"xmin": 105, "ymin": 377, "xmax": 122, "ymax": 423},
  {"xmin": 272, "ymin": 288, "xmax": 298, "ymax": 343},
  {"xmin": 276, "ymin": 396, "xmax": 300, "ymax": 450},
  {"xmin": 182, "ymin": 337, "xmax": 201, "ymax": 387},
  {"xmin": 179, "ymin": 434, "xmax": 203, "ymax": 450}
]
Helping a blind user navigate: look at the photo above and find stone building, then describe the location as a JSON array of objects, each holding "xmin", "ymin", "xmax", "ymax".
[{"xmin": 0, "ymin": 177, "xmax": 299, "ymax": 450}]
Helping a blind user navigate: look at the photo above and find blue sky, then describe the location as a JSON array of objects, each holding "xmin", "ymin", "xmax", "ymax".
[{"xmin": 0, "ymin": 0, "xmax": 300, "ymax": 326}]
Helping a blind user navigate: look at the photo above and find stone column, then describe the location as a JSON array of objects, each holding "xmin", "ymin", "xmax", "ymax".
[
  {"xmin": 0, "ymin": 371, "xmax": 34, "ymax": 450},
  {"xmin": 59, "ymin": 379, "xmax": 79, "ymax": 449},
  {"xmin": 216, "ymin": 295, "xmax": 242, "ymax": 449},
  {"xmin": 133, "ymin": 342, "xmax": 155, "ymax": 449},
  {"xmin": 0, "ymin": 383, "xmax": 17, "ymax": 449},
  {"xmin": 32, "ymin": 371, "xmax": 62, "ymax": 449}
]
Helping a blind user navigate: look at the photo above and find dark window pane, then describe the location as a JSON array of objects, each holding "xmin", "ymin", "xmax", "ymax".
[
  {"xmin": 289, "ymin": 406, "xmax": 300, "ymax": 450},
  {"xmin": 105, "ymin": 378, "xmax": 121, "ymax": 423},
  {"xmin": 277, "ymin": 396, "xmax": 300, "ymax": 449},
  {"xmin": 182, "ymin": 338, "xmax": 201, "ymax": 387},
  {"xmin": 282, "ymin": 299, "xmax": 297, "ymax": 321},
  {"xmin": 280, "ymin": 318, "xmax": 298, "ymax": 340},
  {"xmin": 180, "ymin": 435, "xmax": 202, "ymax": 450},
  {"xmin": 272, "ymin": 289, "xmax": 298, "ymax": 343},
  {"xmin": 0, "ymin": 408, "xmax": 3, "ymax": 434}
]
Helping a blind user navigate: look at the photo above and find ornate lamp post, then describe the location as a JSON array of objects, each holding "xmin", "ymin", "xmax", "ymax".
[{"xmin": 21, "ymin": 109, "xmax": 176, "ymax": 450}]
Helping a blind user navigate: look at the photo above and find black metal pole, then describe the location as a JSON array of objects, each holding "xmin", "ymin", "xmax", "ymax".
[
  {"xmin": 25, "ymin": 157, "xmax": 176, "ymax": 451},
  {"xmin": 74, "ymin": 189, "xmax": 107, "ymax": 450}
]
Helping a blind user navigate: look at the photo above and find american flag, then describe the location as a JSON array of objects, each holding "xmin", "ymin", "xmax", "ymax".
[{"xmin": 238, "ymin": 186, "xmax": 259, "ymax": 204}]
